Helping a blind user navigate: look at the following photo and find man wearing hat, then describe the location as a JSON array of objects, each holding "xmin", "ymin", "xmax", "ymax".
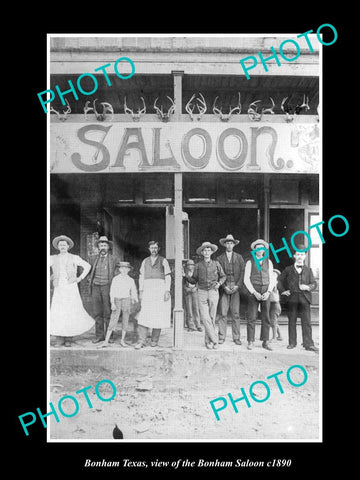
[
  {"xmin": 244, "ymin": 239, "xmax": 276, "ymax": 351},
  {"xmin": 183, "ymin": 259, "xmax": 202, "ymax": 332},
  {"xmin": 277, "ymin": 248, "xmax": 318, "ymax": 352},
  {"xmin": 216, "ymin": 234, "xmax": 245, "ymax": 345},
  {"xmin": 88, "ymin": 236, "xmax": 120, "ymax": 343},
  {"xmin": 185, "ymin": 242, "xmax": 226, "ymax": 349},
  {"xmin": 50, "ymin": 235, "xmax": 94, "ymax": 347}
]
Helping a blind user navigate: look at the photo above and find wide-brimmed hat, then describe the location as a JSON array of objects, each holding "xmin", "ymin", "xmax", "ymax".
[
  {"xmin": 196, "ymin": 241, "xmax": 218, "ymax": 256},
  {"xmin": 52, "ymin": 235, "xmax": 74, "ymax": 250},
  {"xmin": 186, "ymin": 259, "xmax": 195, "ymax": 266},
  {"xmin": 96, "ymin": 235, "xmax": 113, "ymax": 247},
  {"xmin": 117, "ymin": 261, "xmax": 132, "ymax": 269},
  {"xmin": 219, "ymin": 234, "xmax": 240, "ymax": 246},
  {"xmin": 250, "ymin": 238, "xmax": 269, "ymax": 250}
]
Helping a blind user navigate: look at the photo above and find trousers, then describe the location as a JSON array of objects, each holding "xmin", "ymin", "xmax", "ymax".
[
  {"xmin": 184, "ymin": 290, "xmax": 201, "ymax": 328},
  {"xmin": 138, "ymin": 325, "xmax": 161, "ymax": 344},
  {"xmin": 218, "ymin": 291, "xmax": 241, "ymax": 341},
  {"xmin": 247, "ymin": 295, "xmax": 271, "ymax": 342},
  {"xmin": 108, "ymin": 297, "xmax": 131, "ymax": 332},
  {"xmin": 287, "ymin": 294, "xmax": 314, "ymax": 347},
  {"xmin": 92, "ymin": 283, "xmax": 111, "ymax": 340},
  {"xmin": 198, "ymin": 288, "xmax": 219, "ymax": 345}
]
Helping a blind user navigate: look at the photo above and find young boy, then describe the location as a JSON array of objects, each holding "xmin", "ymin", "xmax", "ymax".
[
  {"xmin": 269, "ymin": 269, "xmax": 283, "ymax": 342},
  {"xmin": 183, "ymin": 259, "xmax": 202, "ymax": 332},
  {"xmin": 98, "ymin": 261, "xmax": 138, "ymax": 348}
]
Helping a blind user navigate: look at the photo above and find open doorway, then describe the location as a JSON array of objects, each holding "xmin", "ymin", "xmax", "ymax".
[
  {"xmin": 269, "ymin": 208, "xmax": 305, "ymax": 272},
  {"xmin": 103, "ymin": 206, "xmax": 166, "ymax": 282}
]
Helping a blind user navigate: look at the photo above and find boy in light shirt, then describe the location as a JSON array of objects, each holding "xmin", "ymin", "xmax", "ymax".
[{"xmin": 98, "ymin": 261, "xmax": 138, "ymax": 348}]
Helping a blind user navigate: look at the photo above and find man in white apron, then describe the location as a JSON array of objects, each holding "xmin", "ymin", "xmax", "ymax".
[{"xmin": 135, "ymin": 241, "xmax": 171, "ymax": 349}]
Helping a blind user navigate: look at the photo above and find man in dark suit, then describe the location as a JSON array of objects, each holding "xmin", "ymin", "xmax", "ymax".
[
  {"xmin": 277, "ymin": 248, "xmax": 318, "ymax": 352},
  {"xmin": 88, "ymin": 236, "xmax": 119, "ymax": 343},
  {"xmin": 217, "ymin": 234, "xmax": 245, "ymax": 345}
]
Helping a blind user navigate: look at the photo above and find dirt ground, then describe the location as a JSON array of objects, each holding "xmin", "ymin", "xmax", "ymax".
[{"xmin": 49, "ymin": 324, "xmax": 320, "ymax": 441}]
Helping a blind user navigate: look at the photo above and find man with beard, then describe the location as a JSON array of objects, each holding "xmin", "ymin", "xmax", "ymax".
[{"xmin": 88, "ymin": 236, "xmax": 119, "ymax": 344}]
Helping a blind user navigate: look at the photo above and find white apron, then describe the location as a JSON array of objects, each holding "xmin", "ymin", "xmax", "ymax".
[
  {"xmin": 137, "ymin": 278, "xmax": 171, "ymax": 329},
  {"xmin": 50, "ymin": 255, "xmax": 94, "ymax": 337},
  {"xmin": 50, "ymin": 283, "xmax": 95, "ymax": 336}
]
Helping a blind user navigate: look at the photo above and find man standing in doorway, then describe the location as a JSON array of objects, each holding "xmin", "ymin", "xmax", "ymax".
[
  {"xmin": 135, "ymin": 241, "xmax": 172, "ymax": 349},
  {"xmin": 244, "ymin": 239, "xmax": 275, "ymax": 351},
  {"xmin": 185, "ymin": 242, "xmax": 226, "ymax": 349},
  {"xmin": 88, "ymin": 236, "xmax": 119, "ymax": 344},
  {"xmin": 277, "ymin": 248, "xmax": 318, "ymax": 352},
  {"xmin": 217, "ymin": 234, "xmax": 245, "ymax": 346}
]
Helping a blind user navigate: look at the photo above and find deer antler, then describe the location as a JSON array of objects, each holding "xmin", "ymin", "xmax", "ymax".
[
  {"xmin": 248, "ymin": 100, "xmax": 262, "ymax": 121},
  {"xmin": 124, "ymin": 96, "xmax": 146, "ymax": 121},
  {"xmin": 84, "ymin": 100, "xmax": 94, "ymax": 120},
  {"xmin": 213, "ymin": 92, "xmax": 241, "ymax": 121},
  {"xmin": 153, "ymin": 96, "xmax": 175, "ymax": 122},
  {"xmin": 50, "ymin": 99, "xmax": 71, "ymax": 121},
  {"xmin": 281, "ymin": 97, "xmax": 294, "ymax": 122},
  {"xmin": 295, "ymin": 94, "xmax": 310, "ymax": 114},
  {"xmin": 262, "ymin": 97, "xmax": 275, "ymax": 115},
  {"xmin": 100, "ymin": 101, "xmax": 114, "ymax": 122},
  {"xmin": 196, "ymin": 93, "xmax": 207, "ymax": 116},
  {"xmin": 185, "ymin": 94, "xmax": 197, "ymax": 120}
]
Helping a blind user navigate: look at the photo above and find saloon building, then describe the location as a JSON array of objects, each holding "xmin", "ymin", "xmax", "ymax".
[{"xmin": 49, "ymin": 35, "xmax": 320, "ymax": 346}]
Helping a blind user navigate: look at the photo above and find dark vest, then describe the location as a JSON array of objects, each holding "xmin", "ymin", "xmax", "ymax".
[
  {"xmin": 250, "ymin": 257, "xmax": 270, "ymax": 293},
  {"xmin": 143, "ymin": 255, "xmax": 165, "ymax": 280}
]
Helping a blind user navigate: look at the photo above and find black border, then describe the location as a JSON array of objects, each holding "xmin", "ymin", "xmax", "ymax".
[{"xmin": 11, "ymin": 12, "xmax": 354, "ymax": 477}]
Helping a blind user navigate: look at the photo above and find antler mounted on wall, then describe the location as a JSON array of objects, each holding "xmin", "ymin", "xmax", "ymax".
[
  {"xmin": 153, "ymin": 96, "xmax": 175, "ymax": 122},
  {"xmin": 281, "ymin": 95, "xmax": 310, "ymax": 122},
  {"xmin": 213, "ymin": 92, "xmax": 241, "ymax": 122},
  {"xmin": 247, "ymin": 100, "xmax": 262, "ymax": 121},
  {"xmin": 124, "ymin": 96, "xmax": 146, "ymax": 121},
  {"xmin": 84, "ymin": 99, "xmax": 114, "ymax": 122},
  {"xmin": 50, "ymin": 99, "xmax": 71, "ymax": 121},
  {"xmin": 185, "ymin": 93, "xmax": 207, "ymax": 121},
  {"xmin": 294, "ymin": 95, "xmax": 310, "ymax": 114}
]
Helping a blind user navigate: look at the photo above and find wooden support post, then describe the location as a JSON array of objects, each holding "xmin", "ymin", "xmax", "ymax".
[
  {"xmin": 172, "ymin": 70, "xmax": 184, "ymax": 349},
  {"xmin": 263, "ymin": 174, "xmax": 270, "ymax": 242},
  {"xmin": 173, "ymin": 172, "xmax": 184, "ymax": 349}
]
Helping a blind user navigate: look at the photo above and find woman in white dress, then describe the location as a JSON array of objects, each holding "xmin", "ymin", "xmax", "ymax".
[{"xmin": 50, "ymin": 235, "xmax": 95, "ymax": 347}]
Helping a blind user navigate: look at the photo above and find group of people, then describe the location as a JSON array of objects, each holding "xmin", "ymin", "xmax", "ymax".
[
  {"xmin": 50, "ymin": 235, "xmax": 171, "ymax": 349},
  {"xmin": 50, "ymin": 232, "xmax": 319, "ymax": 353},
  {"xmin": 183, "ymin": 234, "xmax": 318, "ymax": 352}
]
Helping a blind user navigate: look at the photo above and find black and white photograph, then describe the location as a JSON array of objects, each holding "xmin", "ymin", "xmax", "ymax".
[
  {"xmin": 47, "ymin": 34, "xmax": 321, "ymax": 441},
  {"xmin": 12, "ymin": 17, "xmax": 354, "ymax": 476}
]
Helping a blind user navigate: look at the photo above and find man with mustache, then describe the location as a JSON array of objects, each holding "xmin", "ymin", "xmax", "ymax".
[{"xmin": 88, "ymin": 236, "xmax": 119, "ymax": 344}]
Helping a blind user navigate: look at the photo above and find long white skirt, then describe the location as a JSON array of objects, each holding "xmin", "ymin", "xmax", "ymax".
[
  {"xmin": 50, "ymin": 283, "xmax": 95, "ymax": 337},
  {"xmin": 137, "ymin": 279, "xmax": 171, "ymax": 329}
]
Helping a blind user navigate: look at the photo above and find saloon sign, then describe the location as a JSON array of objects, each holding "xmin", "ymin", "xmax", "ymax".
[{"xmin": 50, "ymin": 122, "xmax": 319, "ymax": 174}]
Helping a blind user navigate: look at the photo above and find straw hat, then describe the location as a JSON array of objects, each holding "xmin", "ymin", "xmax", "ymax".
[
  {"xmin": 219, "ymin": 234, "xmax": 240, "ymax": 246},
  {"xmin": 52, "ymin": 235, "xmax": 74, "ymax": 250},
  {"xmin": 117, "ymin": 261, "xmax": 132, "ymax": 269},
  {"xmin": 196, "ymin": 241, "xmax": 218, "ymax": 256},
  {"xmin": 250, "ymin": 238, "xmax": 269, "ymax": 250}
]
